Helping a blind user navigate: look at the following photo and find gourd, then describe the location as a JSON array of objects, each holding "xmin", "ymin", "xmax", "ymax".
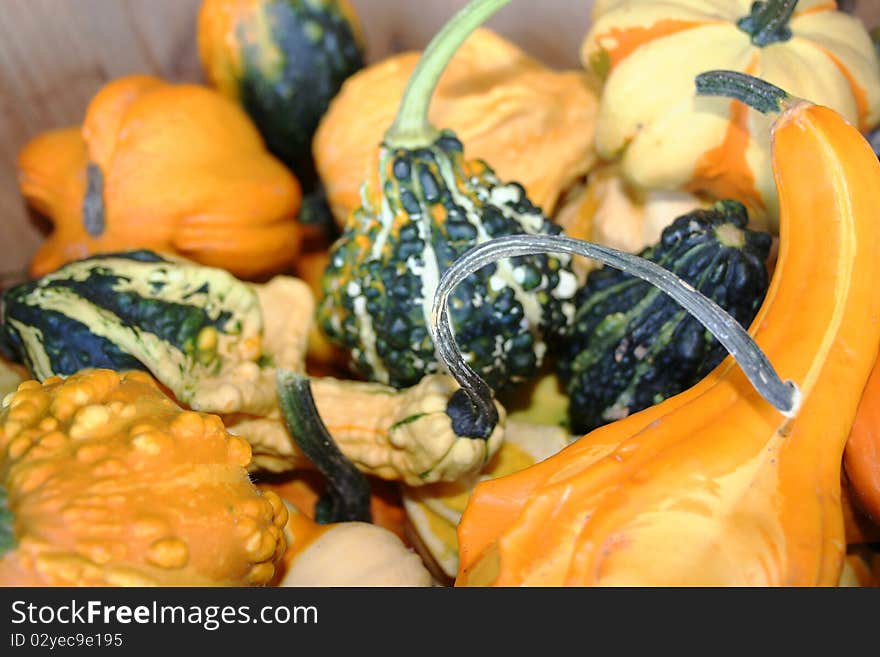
[
  {"xmin": 497, "ymin": 366, "xmax": 569, "ymax": 428},
  {"xmin": 581, "ymin": 0, "xmax": 880, "ymax": 230},
  {"xmin": 0, "ymin": 250, "xmax": 311, "ymax": 418},
  {"xmin": 313, "ymin": 27, "xmax": 599, "ymax": 228},
  {"xmin": 554, "ymin": 163, "xmax": 705, "ymax": 282},
  {"xmin": 447, "ymin": 71, "xmax": 880, "ymax": 585},
  {"xmin": 839, "ymin": 552, "xmax": 879, "ymax": 587},
  {"xmin": 197, "ymin": 0, "xmax": 365, "ymax": 193},
  {"xmin": 17, "ymin": 74, "xmax": 302, "ymax": 280},
  {"xmin": 402, "ymin": 420, "xmax": 572, "ymax": 583},
  {"xmin": 0, "ymin": 357, "xmax": 25, "ymax": 397},
  {"xmin": 844, "ymin": 356, "xmax": 880, "ymax": 522},
  {"xmin": 317, "ymin": 0, "xmax": 578, "ymax": 393},
  {"xmin": 0, "ymin": 369, "xmax": 288, "ymax": 586},
  {"xmin": 272, "ymin": 370, "xmax": 506, "ymax": 488},
  {"xmin": 841, "ymin": 470, "xmax": 880, "ymax": 545},
  {"xmin": 279, "ymin": 503, "xmax": 432, "ymax": 587},
  {"xmin": 0, "ymin": 251, "xmax": 505, "ymax": 484},
  {"xmin": 559, "ymin": 200, "xmax": 772, "ymax": 435}
]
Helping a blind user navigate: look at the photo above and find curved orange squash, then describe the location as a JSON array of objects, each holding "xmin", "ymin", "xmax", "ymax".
[
  {"xmin": 18, "ymin": 75, "xmax": 302, "ymax": 280},
  {"xmin": 456, "ymin": 76, "xmax": 880, "ymax": 586}
]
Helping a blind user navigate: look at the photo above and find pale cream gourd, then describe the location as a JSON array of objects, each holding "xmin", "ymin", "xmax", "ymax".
[
  {"xmin": 581, "ymin": 0, "xmax": 880, "ymax": 230},
  {"xmin": 279, "ymin": 503, "xmax": 433, "ymax": 587},
  {"xmin": 555, "ymin": 163, "xmax": 706, "ymax": 281}
]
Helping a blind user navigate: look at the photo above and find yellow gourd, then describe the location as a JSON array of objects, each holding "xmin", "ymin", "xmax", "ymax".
[{"xmin": 0, "ymin": 369, "xmax": 287, "ymax": 586}]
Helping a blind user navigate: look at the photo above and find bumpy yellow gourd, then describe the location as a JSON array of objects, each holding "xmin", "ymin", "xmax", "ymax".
[{"xmin": 0, "ymin": 369, "xmax": 287, "ymax": 586}]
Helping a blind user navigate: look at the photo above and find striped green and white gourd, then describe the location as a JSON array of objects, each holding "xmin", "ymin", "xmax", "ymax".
[
  {"xmin": 316, "ymin": 0, "xmax": 577, "ymax": 394},
  {"xmin": 0, "ymin": 250, "xmax": 264, "ymax": 408}
]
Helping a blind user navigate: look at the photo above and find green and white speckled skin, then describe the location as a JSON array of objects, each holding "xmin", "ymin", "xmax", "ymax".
[{"xmin": 317, "ymin": 132, "xmax": 577, "ymax": 391}]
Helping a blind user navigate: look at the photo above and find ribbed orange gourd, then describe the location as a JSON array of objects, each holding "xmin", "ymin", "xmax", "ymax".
[
  {"xmin": 18, "ymin": 75, "xmax": 302, "ymax": 280},
  {"xmin": 0, "ymin": 369, "xmax": 288, "ymax": 586},
  {"xmin": 313, "ymin": 27, "xmax": 598, "ymax": 228},
  {"xmin": 581, "ymin": 0, "xmax": 880, "ymax": 231},
  {"xmin": 451, "ymin": 71, "xmax": 880, "ymax": 586}
]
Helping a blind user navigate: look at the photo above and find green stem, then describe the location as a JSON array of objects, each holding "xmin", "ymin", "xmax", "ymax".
[
  {"xmin": 430, "ymin": 235, "xmax": 800, "ymax": 436},
  {"xmin": 383, "ymin": 0, "xmax": 511, "ymax": 148},
  {"xmin": 737, "ymin": 0, "xmax": 799, "ymax": 47},
  {"xmin": 276, "ymin": 370, "xmax": 372, "ymax": 524},
  {"xmin": 695, "ymin": 70, "xmax": 792, "ymax": 115}
]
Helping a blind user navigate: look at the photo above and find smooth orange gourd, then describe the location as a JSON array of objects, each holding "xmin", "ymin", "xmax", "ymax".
[
  {"xmin": 455, "ymin": 73, "xmax": 880, "ymax": 586},
  {"xmin": 18, "ymin": 75, "xmax": 302, "ymax": 280},
  {"xmin": 0, "ymin": 369, "xmax": 288, "ymax": 586},
  {"xmin": 844, "ymin": 355, "xmax": 880, "ymax": 523}
]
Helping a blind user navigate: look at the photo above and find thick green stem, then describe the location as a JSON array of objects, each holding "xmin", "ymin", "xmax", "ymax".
[
  {"xmin": 737, "ymin": 0, "xmax": 799, "ymax": 47},
  {"xmin": 276, "ymin": 370, "xmax": 372, "ymax": 524},
  {"xmin": 431, "ymin": 235, "xmax": 800, "ymax": 436},
  {"xmin": 383, "ymin": 0, "xmax": 511, "ymax": 148},
  {"xmin": 695, "ymin": 70, "xmax": 792, "ymax": 115}
]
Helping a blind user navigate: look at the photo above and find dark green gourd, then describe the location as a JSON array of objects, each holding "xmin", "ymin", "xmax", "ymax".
[
  {"xmin": 199, "ymin": 0, "xmax": 364, "ymax": 192},
  {"xmin": 558, "ymin": 200, "xmax": 772, "ymax": 435},
  {"xmin": 0, "ymin": 250, "xmax": 263, "ymax": 405},
  {"xmin": 317, "ymin": 0, "xmax": 577, "ymax": 392}
]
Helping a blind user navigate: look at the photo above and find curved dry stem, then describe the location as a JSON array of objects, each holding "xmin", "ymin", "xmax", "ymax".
[{"xmin": 430, "ymin": 235, "xmax": 800, "ymax": 435}]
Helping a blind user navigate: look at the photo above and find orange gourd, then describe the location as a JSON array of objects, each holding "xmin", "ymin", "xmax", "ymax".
[
  {"xmin": 313, "ymin": 27, "xmax": 598, "ymax": 228},
  {"xmin": 447, "ymin": 71, "xmax": 880, "ymax": 585},
  {"xmin": 0, "ymin": 369, "xmax": 288, "ymax": 586},
  {"xmin": 18, "ymin": 74, "xmax": 302, "ymax": 280},
  {"xmin": 844, "ymin": 355, "xmax": 880, "ymax": 522}
]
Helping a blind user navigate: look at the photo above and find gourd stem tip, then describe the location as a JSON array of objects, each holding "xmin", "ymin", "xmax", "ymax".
[
  {"xmin": 780, "ymin": 381, "xmax": 801, "ymax": 418},
  {"xmin": 737, "ymin": 0, "xmax": 799, "ymax": 47}
]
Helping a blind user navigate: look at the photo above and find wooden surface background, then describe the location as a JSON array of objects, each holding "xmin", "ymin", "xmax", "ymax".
[{"xmin": 0, "ymin": 0, "xmax": 879, "ymax": 275}]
